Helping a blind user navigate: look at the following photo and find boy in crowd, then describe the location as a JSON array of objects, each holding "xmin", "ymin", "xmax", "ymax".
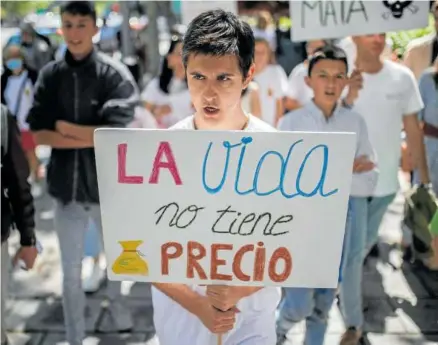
[
  {"xmin": 276, "ymin": 45, "xmax": 378, "ymax": 345},
  {"xmin": 151, "ymin": 9, "xmax": 281, "ymax": 345},
  {"xmin": 27, "ymin": 2, "xmax": 138, "ymax": 344}
]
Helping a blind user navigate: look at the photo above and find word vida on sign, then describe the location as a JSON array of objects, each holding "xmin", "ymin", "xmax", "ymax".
[{"xmin": 117, "ymin": 136, "xmax": 338, "ymax": 199}]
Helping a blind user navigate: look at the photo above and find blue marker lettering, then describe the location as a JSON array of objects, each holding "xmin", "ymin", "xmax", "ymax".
[
  {"xmin": 295, "ymin": 144, "xmax": 338, "ymax": 197},
  {"xmin": 234, "ymin": 137, "xmax": 256, "ymax": 195},
  {"xmin": 202, "ymin": 140, "xmax": 241, "ymax": 194},
  {"xmin": 252, "ymin": 150, "xmax": 283, "ymax": 196},
  {"xmin": 201, "ymin": 136, "xmax": 338, "ymax": 199},
  {"xmin": 279, "ymin": 139, "xmax": 303, "ymax": 199}
]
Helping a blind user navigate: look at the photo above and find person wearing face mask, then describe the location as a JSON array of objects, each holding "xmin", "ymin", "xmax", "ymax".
[
  {"xmin": 141, "ymin": 35, "xmax": 193, "ymax": 128},
  {"xmin": 1, "ymin": 45, "xmax": 43, "ymax": 198},
  {"xmin": 20, "ymin": 22, "xmax": 54, "ymax": 72}
]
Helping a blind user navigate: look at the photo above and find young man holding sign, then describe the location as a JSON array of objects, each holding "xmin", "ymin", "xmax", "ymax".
[{"xmin": 151, "ymin": 9, "xmax": 281, "ymax": 345}]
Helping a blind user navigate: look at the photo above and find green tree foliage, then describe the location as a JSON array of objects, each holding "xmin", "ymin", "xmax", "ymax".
[
  {"xmin": 389, "ymin": 14, "xmax": 435, "ymax": 55},
  {"xmin": 1, "ymin": 1, "xmax": 51, "ymax": 17},
  {"xmin": 1, "ymin": 0, "xmax": 111, "ymax": 18}
]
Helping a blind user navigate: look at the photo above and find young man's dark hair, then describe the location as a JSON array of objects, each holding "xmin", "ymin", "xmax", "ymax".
[
  {"xmin": 182, "ymin": 9, "xmax": 255, "ymax": 79},
  {"xmin": 60, "ymin": 0, "xmax": 97, "ymax": 23},
  {"xmin": 308, "ymin": 45, "xmax": 348, "ymax": 77}
]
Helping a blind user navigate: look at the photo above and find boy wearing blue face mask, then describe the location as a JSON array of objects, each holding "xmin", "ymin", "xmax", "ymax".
[{"xmin": 1, "ymin": 45, "xmax": 43, "ymax": 198}]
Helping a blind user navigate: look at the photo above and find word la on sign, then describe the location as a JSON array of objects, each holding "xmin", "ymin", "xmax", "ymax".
[
  {"xmin": 290, "ymin": 0, "xmax": 429, "ymax": 42},
  {"xmin": 94, "ymin": 129, "xmax": 356, "ymax": 288}
]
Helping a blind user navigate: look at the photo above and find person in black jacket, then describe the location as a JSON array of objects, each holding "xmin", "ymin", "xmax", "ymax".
[
  {"xmin": 1, "ymin": 104, "xmax": 38, "ymax": 345},
  {"xmin": 26, "ymin": 2, "xmax": 138, "ymax": 344}
]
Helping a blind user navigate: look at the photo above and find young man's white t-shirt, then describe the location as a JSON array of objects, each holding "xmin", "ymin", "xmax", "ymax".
[
  {"xmin": 254, "ymin": 64, "xmax": 288, "ymax": 126},
  {"xmin": 141, "ymin": 77, "xmax": 193, "ymax": 127},
  {"xmin": 351, "ymin": 60, "xmax": 424, "ymax": 197},
  {"xmin": 152, "ymin": 114, "xmax": 281, "ymax": 345}
]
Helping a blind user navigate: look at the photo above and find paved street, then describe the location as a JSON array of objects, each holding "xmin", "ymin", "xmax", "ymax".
[{"xmin": 3, "ymin": 173, "xmax": 438, "ymax": 345}]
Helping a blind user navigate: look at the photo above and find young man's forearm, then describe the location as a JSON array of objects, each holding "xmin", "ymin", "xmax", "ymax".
[
  {"xmin": 284, "ymin": 97, "xmax": 302, "ymax": 111},
  {"xmin": 152, "ymin": 283, "xmax": 205, "ymax": 316},
  {"xmin": 410, "ymin": 135, "xmax": 430, "ymax": 184},
  {"xmin": 63, "ymin": 124, "xmax": 100, "ymax": 145},
  {"xmin": 405, "ymin": 118, "xmax": 430, "ymax": 184},
  {"xmin": 275, "ymin": 99, "xmax": 284, "ymax": 126},
  {"xmin": 33, "ymin": 130, "xmax": 92, "ymax": 149}
]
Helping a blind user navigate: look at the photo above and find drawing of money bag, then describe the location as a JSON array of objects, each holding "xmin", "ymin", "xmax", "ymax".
[{"xmin": 112, "ymin": 240, "xmax": 149, "ymax": 275}]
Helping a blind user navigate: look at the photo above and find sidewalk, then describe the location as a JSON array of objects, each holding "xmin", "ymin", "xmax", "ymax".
[{"xmin": 3, "ymin": 184, "xmax": 438, "ymax": 345}]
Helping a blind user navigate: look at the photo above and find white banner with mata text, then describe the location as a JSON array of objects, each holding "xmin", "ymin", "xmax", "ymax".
[
  {"xmin": 290, "ymin": 0, "xmax": 430, "ymax": 42},
  {"xmin": 94, "ymin": 129, "xmax": 356, "ymax": 289}
]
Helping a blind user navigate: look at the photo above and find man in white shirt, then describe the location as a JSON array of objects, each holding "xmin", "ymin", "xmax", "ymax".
[
  {"xmin": 338, "ymin": 33, "xmax": 431, "ymax": 345},
  {"xmin": 152, "ymin": 9, "xmax": 281, "ymax": 345},
  {"xmin": 276, "ymin": 45, "xmax": 377, "ymax": 345}
]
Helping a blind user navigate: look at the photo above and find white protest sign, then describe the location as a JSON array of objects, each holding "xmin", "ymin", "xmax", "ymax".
[
  {"xmin": 181, "ymin": 0, "xmax": 238, "ymax": 26},
  {"xmin": 290, "ymin": 0, "xmax": 430, "ymax": 42},
  {"xmin": 94, "ymin": 129, "xmax": 356, "ymax": 289}
]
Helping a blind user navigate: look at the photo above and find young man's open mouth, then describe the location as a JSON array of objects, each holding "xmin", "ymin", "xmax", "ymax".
[{"xmin": 203, "ymin": 106, "xmax": 220, "ymax": 116}]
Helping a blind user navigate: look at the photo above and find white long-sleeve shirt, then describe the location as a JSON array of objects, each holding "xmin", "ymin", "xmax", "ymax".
[{"xmin": 278, "ymin": 101, "xmax": 379, "ymax": 197}]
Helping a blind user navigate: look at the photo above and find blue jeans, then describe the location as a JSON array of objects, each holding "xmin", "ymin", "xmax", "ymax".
[
  {"xmin": 277, "ymin": 288, "xmax": 337, "ymax": 345},
  {"xmin": 339, "ymin": 194, "xmax": 395, "ymax": 329},
  {"xmin": 55, "ymin": 202, "xmax": 131, "ymax": 345},
  {"xmin": 276, "ymin": 199, "xmax": 352, "ymax": 345},
  {"xmin": 84, "ymin": 219, "xmax": 102, "ymax": 258}
]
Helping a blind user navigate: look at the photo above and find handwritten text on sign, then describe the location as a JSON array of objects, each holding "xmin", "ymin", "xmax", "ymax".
[
  {"xmin": 290, "ymin": 0, "xmax": 429, "ymax": 42},
  {"xmin": 94, "ymin": 129, "xmax": 356, "ymax": 288}
]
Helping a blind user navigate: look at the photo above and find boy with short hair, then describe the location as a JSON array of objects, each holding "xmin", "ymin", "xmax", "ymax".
[
  {"xmin": 276, "ymin": 45, "xmax": 378, "ymax": 345},
  {"xmin": 151, "ymin": 9, "xmax": 281, "ymax": 345}
]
